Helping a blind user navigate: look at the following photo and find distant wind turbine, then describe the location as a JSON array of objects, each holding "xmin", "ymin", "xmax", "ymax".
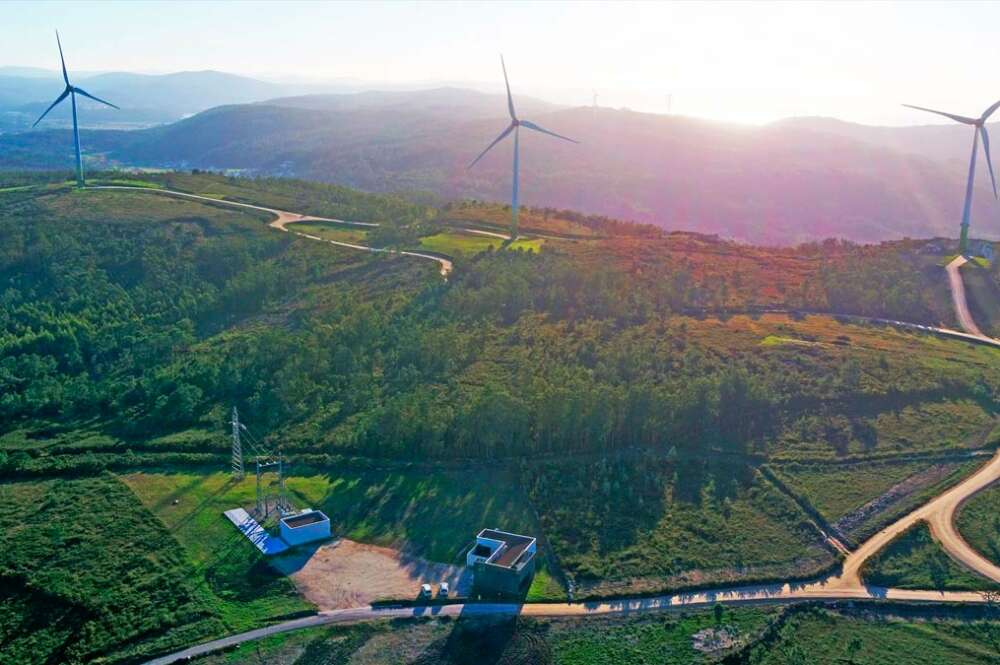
[
  {"xmin": 34, "ymin": 31, "xmax": 119, "ymax": 187},
  {"xmin": 903, "ymin": 99, "xmax": 1000, "ymax": 254},
  {"xmin": 469, "ymin": 55, "xmax": 578, "ymax": 238}
]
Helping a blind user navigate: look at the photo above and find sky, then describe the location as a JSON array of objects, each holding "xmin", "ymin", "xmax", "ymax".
[{"xmin": 3, "ymin": 0, "xmax": 1000, "ymax": 125}]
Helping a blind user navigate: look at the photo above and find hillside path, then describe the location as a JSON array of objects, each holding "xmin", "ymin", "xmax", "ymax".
[
  {"xmin": 947, "ymin": 255, "xmax": 987, "ymax": 338},
  {"xmin": 88, "ymin": 186, "xmax": 453, "ymax": 276}
]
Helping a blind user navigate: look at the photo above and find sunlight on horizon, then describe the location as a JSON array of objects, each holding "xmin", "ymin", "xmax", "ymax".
[{"xmin": 3, "ymin": 1, "xmax": 1000, "ymax": 126}]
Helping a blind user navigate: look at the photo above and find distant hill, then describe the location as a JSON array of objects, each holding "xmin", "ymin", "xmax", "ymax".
[
  {"xmin": 3, "ymin": 88, "xmax": 1000, "ymax": 244},
  {"xmin": 265, "ymin": 87, "xmax": 561, "ymax": 118},
  {"xmin": 774, "ymin": 116, "xmax": 1000, "ymax": 167},
  {"xmin": 0, "ymin": 69, "xmax": 333, "ymax": 131}
]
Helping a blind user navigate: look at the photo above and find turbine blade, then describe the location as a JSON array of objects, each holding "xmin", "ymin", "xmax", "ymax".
[
  {"xmin": 519, "ymin": 120, "xmax": 579, "ymax": 144},
  {"xmin": 73, "ymin": 87, "xmax": 120, "ymax": 110},
  {"xmin": 981, "ymin": 99, "xmax": 1000, "ymax": 122},
  {"xmin": 902, "ymin": 103, "xmax": 977, "ymax": 125},
  {"xmin": 56, "ymin": 30, "xmax": 69, "ymax": 85},
  {"xmin": 469, "ymin": 122, "xmax": 516, "ymax": 168},
  {"xmin": 33, "ymin": 88, "xmax": 70, "ymax": 127},
  {"xmin": 981, "ymin": 126, "xmax": 998, "ymax": 199},
  {"xmin": 501, "ymin": 54, "xmax": 516, "ymax": 120}
]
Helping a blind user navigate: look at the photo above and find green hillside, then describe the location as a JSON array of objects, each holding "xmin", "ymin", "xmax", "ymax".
[{"xmin": 1, "ymin": 173, "xmax": 999, "ymax": 661}]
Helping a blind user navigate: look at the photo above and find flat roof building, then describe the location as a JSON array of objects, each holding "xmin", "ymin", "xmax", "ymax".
[
  {"xmin": 467, "ymin": 528, "xmax": 537, "ymax": 597},
  {"xmin": 279, "ymin": 509, "xmax": 331, "ymax": 546}
]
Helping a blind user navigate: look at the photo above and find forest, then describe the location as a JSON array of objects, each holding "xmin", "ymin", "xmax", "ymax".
[{"xmin": 0, "ymin": 173, "xmax": 996, "ymax": 472}]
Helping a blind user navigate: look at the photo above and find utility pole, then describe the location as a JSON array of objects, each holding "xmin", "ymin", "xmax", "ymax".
[{"xmin": 231, "ymin": 406, "xmax": 244, "ymax": 480}]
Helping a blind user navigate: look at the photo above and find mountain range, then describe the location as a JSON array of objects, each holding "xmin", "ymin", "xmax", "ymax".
[
  {"xmin": 0, "ymin": 69, "xmax": 342, "ymax": 130},
  {"xmin": 1, "ymin": 83, "xmax": 998, "ymax": 245}
]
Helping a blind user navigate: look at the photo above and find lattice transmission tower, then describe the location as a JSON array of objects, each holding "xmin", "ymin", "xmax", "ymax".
[{"xmin": 231, "ymin": 406, "xmax": 244, "ymax": 480}]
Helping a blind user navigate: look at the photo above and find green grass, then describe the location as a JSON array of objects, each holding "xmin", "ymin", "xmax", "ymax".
[
  {"xmin": 509, "ymin": 237, "xmax": 545, "ymax": 252},
  {"xmin": 861, "ymin": 521, "xmax": 999, "ymax": 591},
  {"xmin": 525, "ymin": 563, "xmax": 566, "ymax": 602},
  {"xmin": 549, "ymin": 607, "xmax": 777, "ymax": 665},
  {"xmin": 286, "ymin": 220, "xmax": 369, "ymax": 244},
  {"xmin": 937, "ymin": 254, "xmax": 989, "ymax": 268},
  {"xmin": 418, "ymin": 232, "xmax": 504, "ymax": 255},
  {"xmin": 285, "ymin": 468, "xmax": 538, "ymax": 563},
  {"xmin": 525, "ymin": 457, "xmax": 832, "ymax": 597},
  {"xmin": 122, "ymin": 473, "xmax": 313, "ymax": 630},
  {"xmin": 745, "ymin": 607, "xmax": 1000, "ymax": 664},
  {"xmin": 956, "ymin": 483, "xmax": 1000, "ymax": 568},
  {"xmin": 126, "ymin": 469, "xmax": 537, "ymax": 566},
  {"xmin": 89, "ymin": 178, "xmax": 165, "ymax": 189},
  {"xmin": 759, "ymin": 335, "xmax": 820, "ymax": 347},
  {"xmin": 773, "ymin": 399, "xmax": 997, "ymax": 459},
  {"xmin": 770, "ymin": 460, "xmax": 946, "ymax": 522},
  {"xmin": 190, "ymin": 608, "xmax": 777, "ymax": 664},
  {"xmin": 416, "ymin": 231, "xmax": 544, "ymax": 257},
  {"xmin": 769, "ymin": 458, "xmax": 982, "ymax": 543},
  {"xmin": 0, "ymin": 476, "xmax": 226, "ymax": 664},
  {"xmin": 191, "ymin": 622, "xmax": 383, "ymax": 664}
]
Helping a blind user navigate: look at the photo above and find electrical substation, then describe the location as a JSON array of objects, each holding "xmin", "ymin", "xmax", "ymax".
[{"xmin": 224, "ymin": 407, "xmax": 330, "ymax": 554}]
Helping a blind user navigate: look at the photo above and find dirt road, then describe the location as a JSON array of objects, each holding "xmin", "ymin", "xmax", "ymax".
[
  {"xmin": 146, "ymin": 444, "xmax": 1000, "ymax": 664},
  {"xmin": 89, "ymin": 186, "xmax": 453, "ymax": 277},
  {"xmin": 831, "ymin": 449, "xmax": 1000, "ymax": 588},
  {"xmin": 947, "ymin": 255, "xmax": 987, "ymax": 337}
]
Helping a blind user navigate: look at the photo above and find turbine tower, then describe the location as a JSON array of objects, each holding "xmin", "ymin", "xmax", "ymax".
[
  {"xmin": 903, "ymin": 99, "xmax": 1000, "ymax": 254},
  {"xmin": 470, "ymin": 55, "xmax": 578, "ymax": 238},
  {"xmin": 33, "ymin": 31, "xmax": 119, "ymax": 187}
]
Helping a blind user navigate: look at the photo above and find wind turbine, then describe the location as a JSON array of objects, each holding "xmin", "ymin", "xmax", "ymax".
[
  {"xmin": 469, "ymin": 55, "xmax": 578, "ymax": 238},
  {"xmin": 903, "ymin": 99, "xmax": 1000, "ymax": 254},
  {"xmin": 33, "ymin": 31, "xmax": 119, "ymax": 187}
]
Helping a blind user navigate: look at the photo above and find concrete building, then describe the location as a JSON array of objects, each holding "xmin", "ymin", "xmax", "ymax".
[
  {"xmin": 467, "ymin": 528, "xmax": 536, "ymax": 597},
  {"xmin": 279, "ymin": 509, "xmax": 331, "ymax": 546}
]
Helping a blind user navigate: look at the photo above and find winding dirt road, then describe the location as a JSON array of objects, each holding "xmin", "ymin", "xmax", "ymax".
[
  {"xmin": 90, "ymin": 186, "xmax": 453, "ymax": 277},
  {"xmin": 105, "ymin": 185, "xmax": 999, "ymax": 663}
]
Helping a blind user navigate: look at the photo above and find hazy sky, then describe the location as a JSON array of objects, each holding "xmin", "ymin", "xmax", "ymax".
[{"xmin": 4, "ymin": 0, "xmax": 1000, "ymax": 125}]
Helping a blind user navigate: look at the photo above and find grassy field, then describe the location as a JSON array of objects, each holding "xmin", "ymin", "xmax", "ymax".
[
  {"xmin": 442, "ymin": 202, "xmax": 603, "ymax": 238},
  {"xmin": 285, "ymin": 220, "xmax": 369, "ymax": 244},
  {"xmin": 283, "ymin": 468, "xmax": 537, "ymax": 563},
  {"xmin": 524, "ymin": 457, "xmax": 833, "ymax": 596},
  {"xmin": 771, "ymin": 399, "xmax": 998, "ymax": 460},
  {"xmin": 416, "ymin": 231, "xmax": 544, "ymax": 257},
  {"xmin": 121, "ymin": 473, "xmax": 314, "ymax": 631},
  {"xmin": 124, "ymin": 468, "xmax": 550, "ymax": 594},
  {"xmin": 0, "ymin": 476, "xmax": 226, "ymax": 664},
  {"xmin": 955, "ymin": 483, "xmax": 1000, "ymax": 567},
  {"xmin": 769, "ymin": 458, "xmax": 983, "ymax": 543},
  {"xmin": 860, "ymin": 521, "xmax": 999, "ymax": 591},
  {"xmin": 191, "ymin": 607, "xmax": 778, "ymax": 664},
  {"xmin": 746, "ymin": 607, "xmax": 1000, "ymax": 664}
]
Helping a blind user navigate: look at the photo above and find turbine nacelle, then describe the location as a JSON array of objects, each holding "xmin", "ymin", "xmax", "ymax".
[{"xmin": 468, "ymin": 55, "xmax": 579, "ymax": 169}]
